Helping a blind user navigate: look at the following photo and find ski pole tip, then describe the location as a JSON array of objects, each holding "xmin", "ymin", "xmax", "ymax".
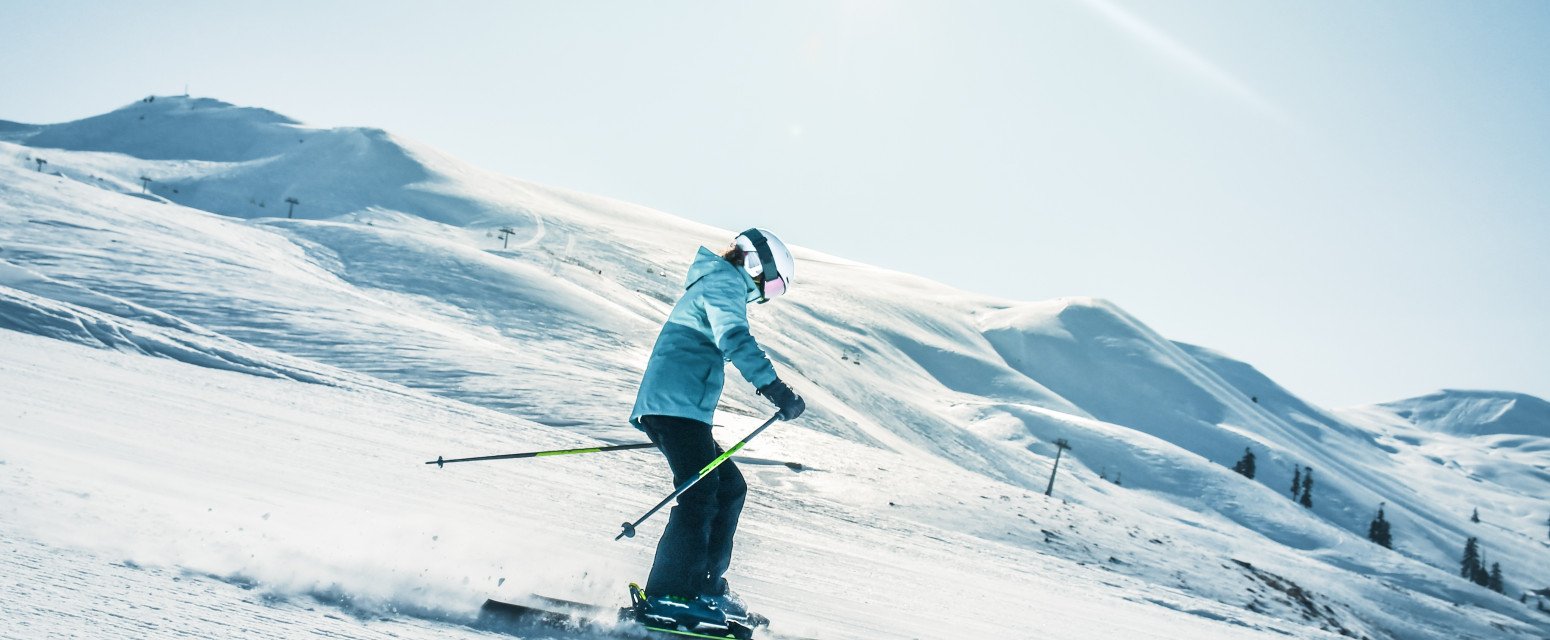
[{"xmin": 616, "ymin": 522, "xmax": 636, "ymax": 541}]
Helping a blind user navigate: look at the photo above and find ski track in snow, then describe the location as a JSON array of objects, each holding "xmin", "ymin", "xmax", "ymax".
[{"xmin": 2, "ymin": 96, "xmax": 1549, "ymax": 640}]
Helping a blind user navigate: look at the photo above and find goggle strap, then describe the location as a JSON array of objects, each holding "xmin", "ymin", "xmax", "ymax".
[{"xmin": 739, "ymin": 228, "xmax": 781, "ymax": 285}]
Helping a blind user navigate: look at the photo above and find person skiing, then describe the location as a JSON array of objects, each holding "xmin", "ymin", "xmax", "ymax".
[{"xmin": 629, "ymin": 228, "xmax": 806, "ymax": 631}]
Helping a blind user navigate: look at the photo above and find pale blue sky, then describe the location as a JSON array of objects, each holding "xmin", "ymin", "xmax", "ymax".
[{"xmin": 2, "ymin": 1, "xmax": 1547, "ymax": 407}]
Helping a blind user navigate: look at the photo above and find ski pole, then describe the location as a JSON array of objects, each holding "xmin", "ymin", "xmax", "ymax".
[
  {"xmin": 616, "ymin": 412, "xmax": 781, "ymax": 541},
  {"xmin": 427, "ymin": 442, "xmax": 658, "ymax": 468}
]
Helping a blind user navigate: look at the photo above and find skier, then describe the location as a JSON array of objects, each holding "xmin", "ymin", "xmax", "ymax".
[{"xmin": 629, "ymin": 228, "xmax": 806, "ymax": 631}]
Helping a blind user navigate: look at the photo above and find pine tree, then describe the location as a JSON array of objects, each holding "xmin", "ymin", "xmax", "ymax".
[
  {"xmin": 1469, "ymin": 542, "xmax": 1491, "ymax": 587},
  {"xmin": 1471, "ymin": 508, "xmax": 1480, "ymax": 524},
  {"xmin": 1461, "ymin": 537, "xmax": 1481, "ymax": 580},
  {"xmin": 1368, "ymin": 504, "xmax": 1392, "ymax": 548},
  {"xmin": 1231, "ymin": 447, "xmax": 1256, "ymax": 479},
  {"xmin": 1487, "ymin": 562, "xmax": 1504, "ymax": 593},
  {"xmin": 1290, "ymin": 466, "xmax": 1302, "ymax": 498},
  {"xmin": 1299, "ymin": 466, "xmax": 1314, "ymax": 508}
]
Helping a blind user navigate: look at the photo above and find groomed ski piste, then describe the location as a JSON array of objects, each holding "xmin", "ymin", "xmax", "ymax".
[{"xmin": 2, "ymin": 96, "xmax": 1548, "ymax": 640}]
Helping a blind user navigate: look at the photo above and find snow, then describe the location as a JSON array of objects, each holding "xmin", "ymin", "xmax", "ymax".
[{"xmin": 2, "ymin": 95, "xmax": 1549, "ymax": 639}]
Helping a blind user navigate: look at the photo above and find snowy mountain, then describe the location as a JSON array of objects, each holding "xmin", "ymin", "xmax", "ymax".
[
  {"xmin": 3, "ymin": 96, "xmax": 1548, "ymax": 640},
  {"xmin": 1350, "ymin": 390, "xmax": 1550, "ymax": 438}
]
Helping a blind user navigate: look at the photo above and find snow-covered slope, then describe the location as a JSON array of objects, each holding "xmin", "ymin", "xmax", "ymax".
[{"xmin": 3, "ymin": 96, "xmax": 1548, "ymax": 639}]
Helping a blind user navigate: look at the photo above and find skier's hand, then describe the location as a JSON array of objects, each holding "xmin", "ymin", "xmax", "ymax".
[{"xmin": 758, "ymin": 379, "xmax": 806, "ymax": 421}]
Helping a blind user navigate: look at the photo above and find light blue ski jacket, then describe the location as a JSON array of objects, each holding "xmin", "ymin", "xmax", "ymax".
[{"xmin": 630, "ymin": 247, "xmax": 779, "ymax": 429}]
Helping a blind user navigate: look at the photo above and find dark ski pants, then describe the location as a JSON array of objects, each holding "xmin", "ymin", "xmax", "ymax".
[{"xmin": 639, "ymin": 415, "xmax": 747, "ymax": 599}]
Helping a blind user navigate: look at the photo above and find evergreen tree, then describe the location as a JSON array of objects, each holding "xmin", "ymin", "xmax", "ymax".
[
  {"xmin": 1471, "ymin": 508, "xmax": 1480, "ymax": 523},
  {"xmin": 1469, "ymin": 541, "xmax": 1491, "ymax": 587},
  {"xmin": 1367, "ymin": 504, "xmax": 1392, "ymax": 548},
  {"xmin": 1290, "ymin": 466, "xmax": 1301, "ymax": 498},
  {"xmin": 1487, "ymin": 562, "xmax": 1504, "ymax": 593},
  {"xmin": 1461, "ymin": 537, "xmax": 1481, "ymax": 580},
  {"xmin": 1231, "ymin": 447, "xmax": 1256, "ymax": 479},
  {"xmin": 1299, "ymin": 467, "xmax": 1314, "ymax": 508}
]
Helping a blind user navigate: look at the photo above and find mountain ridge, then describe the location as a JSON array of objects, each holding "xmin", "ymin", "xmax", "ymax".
[{"xmin": 1365, "ymin": 389, "xmax": 1550, "ymax": 438}]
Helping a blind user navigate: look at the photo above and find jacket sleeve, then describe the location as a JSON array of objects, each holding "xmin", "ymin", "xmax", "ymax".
[{"xmin": 702, "ymin": 273, "xmax": 780, "ymax": 390}]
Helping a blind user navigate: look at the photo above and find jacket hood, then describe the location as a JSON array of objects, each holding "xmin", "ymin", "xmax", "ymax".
[{"xmin": 685, "ymin": 246, "xmax": 759, "ymax": 299}]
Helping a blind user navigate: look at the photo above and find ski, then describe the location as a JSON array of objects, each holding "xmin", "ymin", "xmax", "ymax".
[{"xmin": 477, "ymin": 597, "xmax": 760, "ymax": 640}]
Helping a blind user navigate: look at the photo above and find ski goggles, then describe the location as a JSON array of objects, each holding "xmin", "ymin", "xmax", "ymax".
[
  {"xmin": 738, "ymin": 228, "xmax": 786, "ymax": 304},
  {"xmin": 760, "ymin": 273, "xmax": 788, "ymax": 300}
]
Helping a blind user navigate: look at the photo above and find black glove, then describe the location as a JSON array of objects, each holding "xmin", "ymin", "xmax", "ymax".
[{"xmin": 758, "ymin": 379, "xmax": 806, "ymax": 421}]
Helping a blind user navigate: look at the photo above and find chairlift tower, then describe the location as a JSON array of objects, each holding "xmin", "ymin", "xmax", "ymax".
[{"xmin": 1044, "ymin": 438, "xmax": 1071, "ymax": 497}]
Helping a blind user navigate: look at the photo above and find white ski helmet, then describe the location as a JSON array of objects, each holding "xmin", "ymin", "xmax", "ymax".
[{"xmin": 734, "ymin": 228, "xmax": 794, "ymax": 303}]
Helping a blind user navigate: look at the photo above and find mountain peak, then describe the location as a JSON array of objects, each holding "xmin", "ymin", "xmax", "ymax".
[
  {"xmin": 12, "ymin": 94, "xmax": 305, "ymax": 162},
  {"xmin": 1376, "ymin": 389, "xmax": 1550, "ymax": 437},
  {"xmin": 111, "ymin": 94, "xmax": 300, "ymax": 124}
]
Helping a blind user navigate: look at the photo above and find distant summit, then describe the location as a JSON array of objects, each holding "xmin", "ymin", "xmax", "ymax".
[
  {"xmin": 1, "ymin": 95, "xmax": 305, "ymax": 162},
  {"xmin": 1373, "ymin": 389, "xmax": 1550, "ymax": 437},
  {"xmin": 0, "ymin": 95, "xmax": 510, "ymax": 226}
]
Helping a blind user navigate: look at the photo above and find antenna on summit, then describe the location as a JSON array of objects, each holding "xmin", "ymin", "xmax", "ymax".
[{"xmin": 184, "ymin": 84, "xmax": 189, "ymax": 97}]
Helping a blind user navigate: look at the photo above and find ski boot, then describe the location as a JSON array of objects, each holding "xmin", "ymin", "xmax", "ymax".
[
  {"xmin": 630, "ymin": 583, "xmax": 752, "ymax": 639},
  {"xmin": 705, "ymin": 579, "xmax": 769, "ymax": 628}
]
